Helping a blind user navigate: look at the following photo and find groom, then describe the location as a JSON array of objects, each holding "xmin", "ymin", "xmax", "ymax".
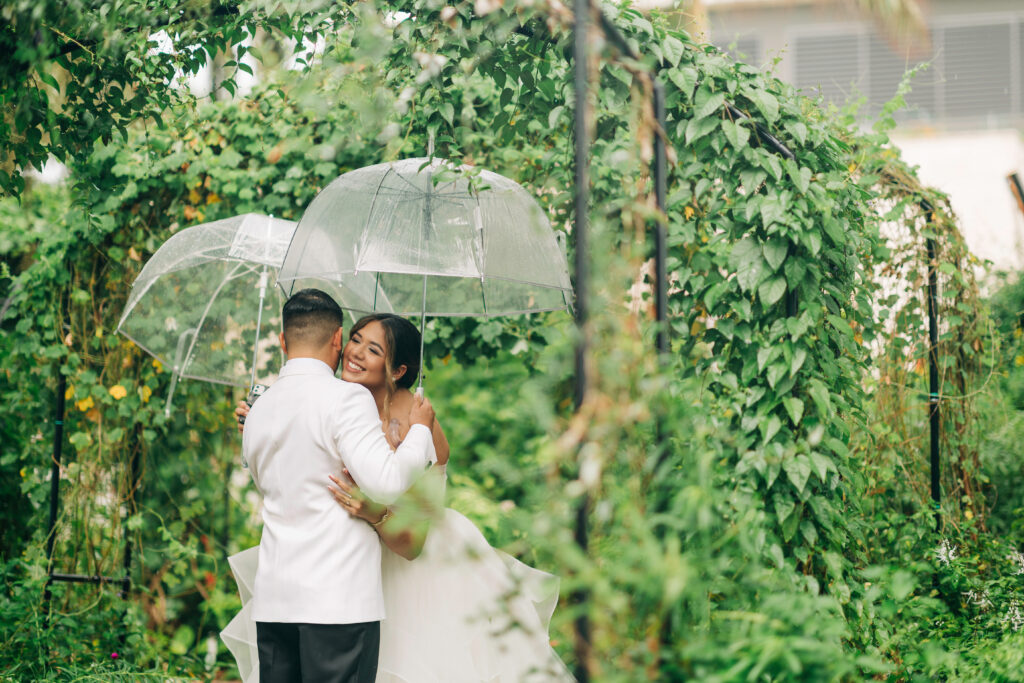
[{"xmin": 242, "ymin": 288, "xmax": 437, "ymax": 683}]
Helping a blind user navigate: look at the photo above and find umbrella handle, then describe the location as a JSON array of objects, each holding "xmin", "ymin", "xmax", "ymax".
[
  {"xmin": 164, "ymin": 371, "xmax": 181, "ymax": 419},
  {"xmin": 164, "ymin": 327, "xmax": 198, "ymax": 418}
]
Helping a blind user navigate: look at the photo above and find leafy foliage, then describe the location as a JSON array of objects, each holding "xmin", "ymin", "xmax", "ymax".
[{"xmin": 1, "ymin": 0, "xmax": 1023, "ymax": 681}]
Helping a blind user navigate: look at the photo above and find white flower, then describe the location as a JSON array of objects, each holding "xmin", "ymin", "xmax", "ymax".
[
  {"xmin": 474, "ymin": 0, "xmax": 503, "ymax": 16},
  {"xmin": 1007, "ymin": 549, "xmax": 1024, "ymax": 575},
  {"xmin": 1002, "ymin": 600, "xmax": 1024, "ymax": 632},
  {"xmin": 164, "ymin": 316, "xmax": 178, "ymax": 332},
  {"xmin": 935, "ymin": 539, "xmax": 957, "ymax": 565},
  {"xmin": 413, "ymin": 52, "xmax": 448, "ymax": 82},
  {"xmin": 964, "ymin": 589, "xmax": 992, "ymax": 609}
]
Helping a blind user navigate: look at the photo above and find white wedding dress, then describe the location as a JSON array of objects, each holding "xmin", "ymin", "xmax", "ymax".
[{"xmin": 221, "ymin": 466, "xmax": 574, "ymax": 682}]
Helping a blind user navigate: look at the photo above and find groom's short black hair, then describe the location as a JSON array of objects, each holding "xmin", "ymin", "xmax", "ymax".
[{"xmin": 282, "ymin": 289, "xmax": 344, "ymax": 348}]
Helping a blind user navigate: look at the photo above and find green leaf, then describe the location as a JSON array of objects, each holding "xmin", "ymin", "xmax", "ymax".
[
  {"xmin": 740, "ymin": 86, "xmax": 779, "ymax": 124},
  {"xmin": 667, "ymin": 66, "xmax": 698, "ymax": 97},
  {"xmin": 758, "ymin": 275, "xmax": 786, "ymax": 307},
  {"xmin": 759, "ymin": 196, "xmax": 785, "ymax": 227},
  {"xmin": 783, "ymin": 397, "xmax": 804, "ymax": 425},
  {"xmin": 440, "ymin": 102, "xmax": 455, "ymax": 125},
  {"xmin": 773, "ymin": 494, "xmax": 795, "ymax": 523},
  {"xmin": 662, "ymin": 35, "xmax": 685, "ymax": 67},
  {"xmin": 685, "ymin": 116, "xmax": 719, "ymax": 144},
  {"xmin": 790, "ymin": 347, "xmax": 807, "ymax": 375},
  {"xmin": 891, "ymin": 570, "xmax": 917, "ymax": 601},
  {"xmin": 809, "ymin": 451, "xmax": 834, "ymax": 481},
  {"xmin": 783, "ymin": 454, "xmax": 812, "ymax": 494},
  {"xmin": 762, "ymin": 239, "xmax": 787, "ymax": 271},
  {"xmin": 766, "ymin": 361, "xmax": 787, "ymax": 389},
  {"xmin": 729, "ymin": 237, "xmax": 766, "ymax": 292},
  {"xmin": 693, "ymin": 87, "xmax": 726, "ymax": 121},
  {"xmin": 760, "ymin": 414, "xmax": 782, "ymax": 444},
  {"xmin": 807, "ymin": 379, "xmax": 832, "ymax": 417},
  {"xmin": 721, "ymin": 119, "xmax": 749, "ymax": 149},
  {"xmin": 547, "ymin": 106, "xmax": 564, "ymax": 129}
]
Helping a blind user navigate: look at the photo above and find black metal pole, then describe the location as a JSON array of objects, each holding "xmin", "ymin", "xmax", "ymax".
[
  {"xmin": 924, "ymin": 210, "xmax": 941, "ymax": 532},
  {"xmin": 120, "ymin": 442, "xmax": 141, "ymax": 600},
  {"xmin": 653, "ymin": 81, "xmax": 668, "ymax": 359},
  {"xmin": 652, "ymin": 80, "xmax": 674, "ymax": 484},
  {"xmin": 43, "ymin": 366, "xmax": 67, "ymax": 615},
  {"xmin": 572, "ymin": 0, "xmax": 591, "ymax": 679}
]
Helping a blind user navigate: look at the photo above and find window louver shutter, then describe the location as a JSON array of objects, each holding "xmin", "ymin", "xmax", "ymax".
[{"xmin": 794, "ymin": 34, "xmax": 862, "ymax": 106}]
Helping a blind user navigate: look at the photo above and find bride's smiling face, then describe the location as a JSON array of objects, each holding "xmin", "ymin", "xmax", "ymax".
[{"xmin": 341, "ymin": 321, "xmax": 389, "ymax": 389}]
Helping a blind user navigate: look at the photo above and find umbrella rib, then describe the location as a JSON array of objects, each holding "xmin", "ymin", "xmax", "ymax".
[{"xmin": 356, "ymin": 167, "xmax": 395, "ymax": 271}]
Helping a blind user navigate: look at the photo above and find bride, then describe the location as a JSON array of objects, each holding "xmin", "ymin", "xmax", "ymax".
[{"xmin": 227, "ymin": 313, "xmax": 573, "ymax": 682}]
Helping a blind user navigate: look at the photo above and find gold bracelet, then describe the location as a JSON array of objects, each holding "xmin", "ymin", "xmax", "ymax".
[{"xmin": 371, "ymin": 508, "xmax": 393, "ymax": 527}]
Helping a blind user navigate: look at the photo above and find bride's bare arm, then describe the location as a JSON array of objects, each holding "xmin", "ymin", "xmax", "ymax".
[
  {"xmin": 329, "ymin": 390, "xmax": 448, "ymax": 559},
  {"xmin": 328, "ymin": 469, "xmax": 437, "ymax": 560}
]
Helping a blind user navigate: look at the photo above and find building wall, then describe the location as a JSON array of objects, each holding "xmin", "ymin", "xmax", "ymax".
[{"xmin": 705, "ymin": 0, "xmax": 1024, "ymax": 273}]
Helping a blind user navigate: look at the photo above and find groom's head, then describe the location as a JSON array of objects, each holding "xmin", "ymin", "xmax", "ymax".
[{"xmin": 280, "ymin": 289, "xmax": 345, "ymax": 370}]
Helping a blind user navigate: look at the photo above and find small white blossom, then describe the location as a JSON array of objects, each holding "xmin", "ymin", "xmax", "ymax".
[
  {"xmin": 935, "ymin": 539, "xmax": 957, "ymax": 565},
  {"xmin": 413, "ymin": 52, "xmax": 448, "ymax": 82},
  {"xmin": 1002, "ymin": 600, "xmax": 1024, "ymax": 632},
  {"xmin": 964, "ymin": 589, "xmax": 992, "ymax": 609},
  {"xmin": 474, "ymin": 0, "xmax": 503, "ymax": 16},
  {"xmin": 1007, "ymin": 549, "xmax": 1024, "ymax": 575},
  {"xmin": 164, "ymin": 316, "xmax": 178, "ymax": 332}
]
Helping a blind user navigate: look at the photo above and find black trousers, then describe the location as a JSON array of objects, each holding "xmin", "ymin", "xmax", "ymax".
[{"xmin": 256, "ymin": 620, "xmax": 380, "ymax": 683}]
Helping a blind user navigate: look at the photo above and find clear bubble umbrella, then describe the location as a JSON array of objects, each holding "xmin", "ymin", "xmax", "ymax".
[
  {"xmin": 116, "ymin": 213, "xmax": 388, "ymax": 415},
  {"xmin": 277, "ymin": 157, "xmax": 574, "ymax": 391}
]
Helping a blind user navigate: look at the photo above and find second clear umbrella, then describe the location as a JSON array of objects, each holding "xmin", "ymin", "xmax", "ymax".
[{"xmin": 118, "ymin": 213, "xmax": 298, "ymax": 414}]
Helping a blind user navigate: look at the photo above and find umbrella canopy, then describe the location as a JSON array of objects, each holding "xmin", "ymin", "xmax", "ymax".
[
  {"xmin": 277, "ymin": 157, "xmax": 574, "ymax": 318},
  {"xmin": 116, "ymin": 213, "xmax": 298, "ymax": 411}
]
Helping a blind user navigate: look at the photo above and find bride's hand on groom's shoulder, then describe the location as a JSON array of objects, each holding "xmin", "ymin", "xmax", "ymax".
[
  {"xmin": 328, "ymin": 470, "xmax": 388, "ymax": 525},
  {"xmin": 409, "ymin": 394, "xmax": 435, "ymax": 429}
]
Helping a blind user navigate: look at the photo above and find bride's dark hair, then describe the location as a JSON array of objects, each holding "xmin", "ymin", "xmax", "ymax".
[{"xmin": 348, "ymin": 314, "xmax": 421, "ymax": 419}]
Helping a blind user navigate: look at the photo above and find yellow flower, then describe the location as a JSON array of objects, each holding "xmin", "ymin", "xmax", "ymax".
[
  {"xmin": 19, "ymin": 468, "xmax": 26, "ymax": 479},
  {"xmin": 1016, "ymin": 355, "xmax": 1024, "ymax": 367},
  {"xmin": 152, "ymin": 359, "xmax": 163, "ymax": 373},
  {"xmin": 65, "ymin": 385, "xmax": 74, "ymax": 400},
  {"xmin": 76, "ymin": 396, "xmax": 94, "ymax": 412},
  {"xmin": 109, "ymin": 385, "xmax": 128, "ymax": 400},
  {"xmin": 140, "ymin": 386, "xmax": 153, "ymax": 403},
  {"xmin": 684, "ymin": 205, "xmax": 695, "ymax": 220}
]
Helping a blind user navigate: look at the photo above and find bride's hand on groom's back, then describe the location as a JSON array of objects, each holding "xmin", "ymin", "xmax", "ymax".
[{"xmin": 328, "ymin": 470, "xmax": 387, "ymax": 524}]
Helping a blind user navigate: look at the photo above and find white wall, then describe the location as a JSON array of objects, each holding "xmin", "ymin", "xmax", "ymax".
[{"xmin": 892, "ymin": 129, "xmax": 1024, "ymax": 272}]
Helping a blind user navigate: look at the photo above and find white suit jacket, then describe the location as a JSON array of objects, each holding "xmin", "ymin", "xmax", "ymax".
[{"xmin": 241, "ymin": 357, "xmax": 436, "ymax": 624}]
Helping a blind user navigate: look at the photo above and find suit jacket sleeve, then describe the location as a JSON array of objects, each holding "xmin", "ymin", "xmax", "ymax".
[
  {"xmin": 240, "ymin": 419, "xmax": 263, "ymax": 496},
  {"xmin": 332, "ymin": 389, "xmax": 437, "ymax": 504}
]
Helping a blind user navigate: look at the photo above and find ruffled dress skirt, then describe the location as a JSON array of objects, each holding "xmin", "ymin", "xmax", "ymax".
[{"xmin": 222, "ymin": 509, "xmax": 573, "ymax": 682}]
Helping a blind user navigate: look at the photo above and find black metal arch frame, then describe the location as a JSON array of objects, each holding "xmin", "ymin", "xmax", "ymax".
[
  {"xmin": 566, "ymin": 2, "xmax": 952, "ymax": 679},
  {"xmin": 39, "ymin": 1, "xmax": 946, "ymax": 674}
]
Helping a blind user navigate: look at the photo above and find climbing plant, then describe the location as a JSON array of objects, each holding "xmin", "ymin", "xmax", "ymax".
[{"xmin": 2, "ymin": 0, "xmax": 1022, "ymax": 680}]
